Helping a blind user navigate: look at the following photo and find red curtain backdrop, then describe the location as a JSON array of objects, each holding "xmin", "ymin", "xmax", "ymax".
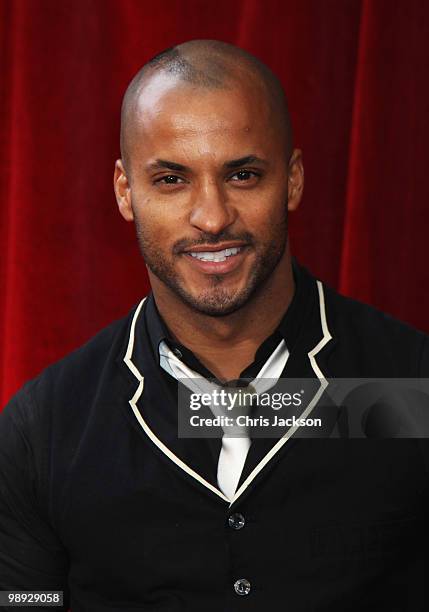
[{"xmin": 1, "ymin": 0, "xmax": 429, "ymax": 406}]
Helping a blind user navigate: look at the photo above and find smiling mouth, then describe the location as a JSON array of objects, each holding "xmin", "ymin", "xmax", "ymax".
[
  {"xmin": 183, "ymin": 244, "xmax": 249, "ymax": 276},
  {"xmin": 188, "ymin": 247, "xmax": 242, "ymax": 262}
]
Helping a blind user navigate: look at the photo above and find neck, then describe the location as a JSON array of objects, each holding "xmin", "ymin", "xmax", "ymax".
[{"xmin": 150, "ymin": 253, "xmax": 295, "ymax": 381}]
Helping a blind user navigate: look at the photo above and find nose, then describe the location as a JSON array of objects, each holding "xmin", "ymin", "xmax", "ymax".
[{"xmin": 189, "ymin": 178, "xmax": 236, "ymax": 235}]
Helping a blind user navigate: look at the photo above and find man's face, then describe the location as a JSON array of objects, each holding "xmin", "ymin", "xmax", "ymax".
[{"xmin": 116, "ymin": 73, "xmax": 302, "ymax": 316}]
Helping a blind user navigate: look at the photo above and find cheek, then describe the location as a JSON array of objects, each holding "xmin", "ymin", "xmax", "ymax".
[
  {"xmin": 238, "ymin": 191, "xmax": 287, "ymax": 232},
  {"xmin": 133, "ymin": 197, "xmax": 187, "ymax": 248}
]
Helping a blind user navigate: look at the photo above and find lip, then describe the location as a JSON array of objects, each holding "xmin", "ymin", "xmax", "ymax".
[{"xmin": 184, "ymin": 246, "xmax": 249, "ymax": 275}]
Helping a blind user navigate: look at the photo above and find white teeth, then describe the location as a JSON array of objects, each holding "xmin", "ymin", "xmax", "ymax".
[{"xmin": 190, "ymin": 247, "xmax": 241, "ymax": 262}]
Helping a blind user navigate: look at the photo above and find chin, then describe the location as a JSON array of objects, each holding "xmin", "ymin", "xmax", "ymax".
[{"xmin": 179, "ymin": 285, "xmax": 253, "ymax": 317}]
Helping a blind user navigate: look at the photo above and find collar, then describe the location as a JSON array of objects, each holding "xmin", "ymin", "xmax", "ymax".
[{"xmin": 121, "ymin": 259, "xmax": 336, "ymax": 507}]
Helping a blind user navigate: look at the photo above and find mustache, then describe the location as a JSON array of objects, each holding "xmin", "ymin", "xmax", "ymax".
[{"xmin": 173, "ymin": 231, "xmax": 255, "ymax": 254}]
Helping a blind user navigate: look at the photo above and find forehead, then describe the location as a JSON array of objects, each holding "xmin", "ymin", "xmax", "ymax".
[{"xmin": 130, "ymin": 73, "xmax": 279, "ymax": 160}]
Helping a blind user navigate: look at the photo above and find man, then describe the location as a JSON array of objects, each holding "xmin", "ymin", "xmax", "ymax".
[{"xmin": 1, "ymin": 40, "xmax": 429, "ymax": 611}]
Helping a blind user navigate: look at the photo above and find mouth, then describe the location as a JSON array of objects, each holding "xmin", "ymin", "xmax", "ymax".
[
  {"xmin": 188, "ymin": 246, "xmax": 241, "ymax": 262},
  {"xmin": 182, "ymin": 244, "xmax": 249, "ymax": 275}
]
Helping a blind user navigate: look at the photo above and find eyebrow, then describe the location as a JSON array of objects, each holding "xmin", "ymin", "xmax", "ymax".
[
  {"xmin": 146, "ymin": 155, "xmax": 268, "ymax": 173},
  {"xmin": 223, "ymin": 155, "xmax": 268, "ymax": 169},
  {"xmin": 147, "ymin": 160, "xmax": 189, "ymax": 172}
]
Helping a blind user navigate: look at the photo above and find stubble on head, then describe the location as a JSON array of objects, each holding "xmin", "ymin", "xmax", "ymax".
[{"xmin": 120, "ymin": 40, "xmax": 293, "ymax": 178}]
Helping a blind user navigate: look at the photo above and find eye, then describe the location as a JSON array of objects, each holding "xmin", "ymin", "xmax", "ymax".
[
  {"xmin": 155, "ymin": 175, "xmax": 186, "ymax": 185},
  {"xmin": 229, "ymin": 170, "xmax": 260, "ymax": 182}
]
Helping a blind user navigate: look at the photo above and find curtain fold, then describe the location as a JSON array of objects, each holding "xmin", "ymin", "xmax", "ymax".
[
  {"xmin": 1, "ymin": 0, "xmax": 428, "ymax": 405},
  {"xmin": 339, "ymin": 0, "xmax": 429, "ymax": 330}
]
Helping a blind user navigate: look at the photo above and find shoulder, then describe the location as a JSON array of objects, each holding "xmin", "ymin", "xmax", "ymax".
[
  {"xmin": 0, "ymin": 302, "xmax": 147, "ymax": 518},
  {"xmin": 323, "ymin": 281, "xmax": 427, "ymax": 345},
  {"xmin": 320, "ymin": 281, "xmax": 429, "ymax": 376},
  {"xmin": 1, "ymin": 301, "xmax": 144, "ymax": 430}
]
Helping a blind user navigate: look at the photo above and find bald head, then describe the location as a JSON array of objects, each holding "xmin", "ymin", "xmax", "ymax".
[{"xmin": 120, "ymin": 40, "xmax": 293, "ymax": 171}]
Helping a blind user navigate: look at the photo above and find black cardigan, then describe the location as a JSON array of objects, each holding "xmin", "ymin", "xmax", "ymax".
[{"xmin": 1, "ymin": 263, "xmax": 429, "ymax": 611}]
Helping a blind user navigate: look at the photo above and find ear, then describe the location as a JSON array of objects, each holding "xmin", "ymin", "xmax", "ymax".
[
  {"xmin": 114, "ymin": 159, "xmax": 134, "ymax": 222},
  {"xmin": 287, "ymin": 149, "xmax": 304, "ymax": 212}
]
